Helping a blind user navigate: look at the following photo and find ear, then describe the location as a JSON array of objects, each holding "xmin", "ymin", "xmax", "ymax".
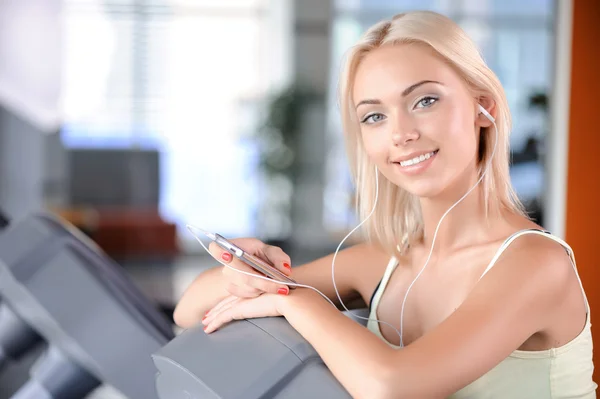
[{"xmin": 475, "ymin": 96, "xmax": 496, "ymax": 128}]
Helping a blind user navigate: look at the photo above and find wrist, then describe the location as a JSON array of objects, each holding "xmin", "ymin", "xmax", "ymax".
[{"xmin": 276, "ymin": 287, "xmax": 319, "ymax": 316}]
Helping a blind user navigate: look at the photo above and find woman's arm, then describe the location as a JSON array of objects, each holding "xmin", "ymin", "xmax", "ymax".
[
  {"xmin": 174, "ymin": 241, "xmax": 389, "ymax": 328},
  {"xmin": 277, "ymin": 235, "xmax": 578, "ymax": 398}
]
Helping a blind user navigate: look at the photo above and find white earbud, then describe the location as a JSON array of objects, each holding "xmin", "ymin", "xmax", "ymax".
[{"xmin": 478, "ymin": 104, "xmax": 495, "ymax": 123}]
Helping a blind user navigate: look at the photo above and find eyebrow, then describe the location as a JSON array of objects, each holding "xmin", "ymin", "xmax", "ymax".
[{"xmin": 355, "ymin": 79, "xmax": 442, "ymax": 109}]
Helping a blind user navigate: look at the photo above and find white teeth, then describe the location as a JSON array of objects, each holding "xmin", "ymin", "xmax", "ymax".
[{"xmin": 399, "ymin": 151, "xmax": 436, "ymax": 167}]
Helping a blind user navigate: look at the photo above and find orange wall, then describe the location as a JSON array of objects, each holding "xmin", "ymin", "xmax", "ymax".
[{"xmin": 565, "ymin": 0, "xmax": 600, "ymax": 383}]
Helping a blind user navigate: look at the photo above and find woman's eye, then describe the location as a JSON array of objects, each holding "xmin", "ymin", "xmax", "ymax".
[
  {"xmin": 361, "ymin": 113, "xmax": 386, "ymax": 124},
  {"xmin": 415, "ymin": 96, "xmax": 438, "ymax": 109}
]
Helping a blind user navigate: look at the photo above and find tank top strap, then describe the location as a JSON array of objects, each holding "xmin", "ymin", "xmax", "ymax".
[
  {"xmin": 479, "ymin": 229, "xmax": 590, "ymax": 313},
  {"xmin": 380, "ymin": 256, "xmax": 400, "ymax": 289},
  {"xmin": 369, "ymin": 256, "xmax": 400, "ymax": 309}
]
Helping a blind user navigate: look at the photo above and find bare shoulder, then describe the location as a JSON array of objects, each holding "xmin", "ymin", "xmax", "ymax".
[
  {"xmin": 494, "ymin": 231, "xmax": 573, "ymax": 284},
  {"xmin": 476, "ymin": 230, "xmax": 577, "ymax": 323},
  {"xmin": 499, "ymin": 217, "xmax": 573, "ymax": 274}
]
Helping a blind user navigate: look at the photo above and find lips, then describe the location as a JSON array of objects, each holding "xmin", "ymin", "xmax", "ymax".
[{"xmin": 393, "ymin": 150, "xmax": 439, "ymax": 167}]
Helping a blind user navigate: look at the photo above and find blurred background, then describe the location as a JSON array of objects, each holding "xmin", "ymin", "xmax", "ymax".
[
  {"xmin": 0, "ymin": 0, "xmax": 597, "ymax": 396},
  {"xmin": 0, "ymin": 0, "xmax": 555, "ymax": 312}
]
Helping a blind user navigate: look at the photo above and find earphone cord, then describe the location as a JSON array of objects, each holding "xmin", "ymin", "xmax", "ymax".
[
  {"xmin": 394, "ymin": 118, "xmax": 498, "ymax": 346},
  {"xmin": 189, "ymin": 116, "xmax": 497, "ymax": 348},
  {"xmin": 333, "ymin": 117, "xmax": 498, "ymax": 347}
]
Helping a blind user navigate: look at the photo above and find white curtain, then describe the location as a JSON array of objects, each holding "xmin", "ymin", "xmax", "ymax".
[{"xmin": 0, "ymin": 0, "xmax": 63, "ymax": 132}]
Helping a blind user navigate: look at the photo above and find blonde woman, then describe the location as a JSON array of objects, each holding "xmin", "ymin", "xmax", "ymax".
[{"xmin": 174, "ymin": 11, "xmax": 596, "ymax": 398}]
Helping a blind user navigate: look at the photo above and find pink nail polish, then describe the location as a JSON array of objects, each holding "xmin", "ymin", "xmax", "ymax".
[{"xmin": 278, "ymin": 287, "xmax": 289, "ymax": 295}]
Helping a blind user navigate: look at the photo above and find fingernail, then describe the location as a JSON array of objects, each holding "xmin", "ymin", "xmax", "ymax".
[
  {"xmin": 283, "ymin": 262, "xmax": 291, "ymax": 270},
  {"xmin": 277, "ymin": 287, "xmax": 289, "ymax": 295},
  {"xmin": 221, "ymin": 252, "xmax": 232, "ymax": 262}
]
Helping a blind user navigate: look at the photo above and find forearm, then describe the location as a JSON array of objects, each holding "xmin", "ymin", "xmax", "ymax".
[
  {"xmin": 278, "ymin": 290, "xmax": 395, "ymax": 399},
  {"xmin": 174, "ymin": 266, "xmax": 229, "ymax": 328}
]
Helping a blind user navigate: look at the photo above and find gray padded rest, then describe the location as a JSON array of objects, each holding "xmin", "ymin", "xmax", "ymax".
[
  {"xmin": 0, "ymin": 212, "xmax": 175, "ymax": 398},
  {"xmin": 153, "ymin": 310, "xmax": 370, "ymax": 399}
]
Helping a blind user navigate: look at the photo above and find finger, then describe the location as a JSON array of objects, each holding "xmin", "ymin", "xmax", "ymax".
[
  {"xmin": 203, "ymin": 309, "xmax": 233, "ymax": 334},
  {"xmin": 228, "ymin": 237, "xmax": 271, "ymax": 254},
  {"xmin": 224, "ymin": 282, "xmax": 261, "ymax": 298},
  {"xmin": 222, "ymin": 260, "xmax": 260, "ymax": 276},
  {"xmin": 227, "ymin": 238, "xmax": 292, "ymax": 276},
  {"xmin": 208, "ymin": 241, "xmax": 235, "ymax": 264},
  {"xmin": 222, "ymin": 260, "xmax": 288, "ymax": 295},
  {"xmin": 204, "ymin": 300, "xmax": 248, "ymax": 333},
  {"xmin": 259, "ymin": 245, "xmax": 293, "ymax": 276},
  {"xmin": 205, "ymin": 295, "xmax": 239, "ymax": 321},
  {"xmin": 241, "ymin": 274, "xmax": 290, "ymax": 296},
  {"xmin": 213, "ymin": 238, "xmax": 292, "ymax": 277},
  {"xmin": 204, "ymin": 295, "xmax": 280, "ymax": 334},
  {"xmin": 204, "ymin": 297, "xmax": 242, "ymax": 328}
]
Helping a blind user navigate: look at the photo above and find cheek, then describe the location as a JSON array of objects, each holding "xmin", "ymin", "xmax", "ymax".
[
  {"xmin": 360, "ymin": 130, "xmax": 388, "ymax": 164},
  {"xmin": 438, "ymin": 105, "xmax": 478, "ymax": 162},
  {"xmin": 451, "ymin": 127, "xmax": 479, "ymax": 164}
]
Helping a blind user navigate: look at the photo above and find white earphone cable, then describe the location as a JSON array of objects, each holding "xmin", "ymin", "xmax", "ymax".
[
  {"xmin": 395, "ymin": 115, "xmax": 498, "ymax": 346},
  {"xmin": 330, "ymin": 167, "xmax": 404, "ymax": 339}
]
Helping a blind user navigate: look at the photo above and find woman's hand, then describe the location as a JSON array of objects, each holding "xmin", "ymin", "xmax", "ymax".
[
  {"xmin": 209, "ymin": 238, "xmax": 293, "ymax": 298},
  {"xmin": 202, "ymin": 288, "xmax": 325, "ymax": 333},
  {"xmin": 202, "ymin": 293, "xmax": 282, "ymax": 333}
]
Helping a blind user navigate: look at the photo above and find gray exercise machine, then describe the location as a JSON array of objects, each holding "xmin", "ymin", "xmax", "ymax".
[
  {"xmin": 0, "ymin": 212, "xmax": 174, "ymax": 398},
  {"xmin": 0, "ymin": 211, "xmax": 359, "ymax": 398},
  {"xmin": 151, "ymin": 310, "xmax": 368, "ymax": 398}
]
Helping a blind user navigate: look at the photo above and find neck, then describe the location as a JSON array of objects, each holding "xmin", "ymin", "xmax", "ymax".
[{"xmin": 419, "ymin": 173, "xmax": 495, "ymax": 253}]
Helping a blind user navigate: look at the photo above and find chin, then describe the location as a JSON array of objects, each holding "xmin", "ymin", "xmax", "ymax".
[
  {"xmin": 388, "ymin": 176, "xmax": 447, "ymax": 199},
  {"xmin": 404, "ymin": 183, "xmax": 446, "ymax": 199}
]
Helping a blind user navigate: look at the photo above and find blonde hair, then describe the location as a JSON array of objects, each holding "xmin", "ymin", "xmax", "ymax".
[{"xmin": 338, "ymin": 11, "xmax": 527, "ymax": 257}]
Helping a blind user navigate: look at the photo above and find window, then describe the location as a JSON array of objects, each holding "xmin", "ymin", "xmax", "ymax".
[
  {"xmin": 325, "ymin": 0, "xmax": 554, "ymax": 231},
  {"xmin": 61, "ymin": 0, "xmax": 292, "ymax": 250}
]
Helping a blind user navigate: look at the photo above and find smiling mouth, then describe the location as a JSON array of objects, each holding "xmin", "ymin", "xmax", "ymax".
[{"xmin": 394, "ymin": 150, "xmax": 439, "ymax": 167}]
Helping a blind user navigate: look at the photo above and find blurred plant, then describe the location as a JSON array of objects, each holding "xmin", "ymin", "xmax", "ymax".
[
  {"xmin": 252, "ymin": 84, "xmax": 321, "ymax": 243},
  {"xmin": 255, "ymin": 84, "xmax": 320, "ymax": 180}
]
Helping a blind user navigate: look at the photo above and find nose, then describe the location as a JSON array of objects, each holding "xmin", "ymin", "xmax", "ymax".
[{"xmin": 391, "ymin": 124, "xmax": 420, "ymax": 146}]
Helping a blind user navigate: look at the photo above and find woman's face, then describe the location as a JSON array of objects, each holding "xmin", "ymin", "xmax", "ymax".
[{"xmin": 353, "ymin": 44, "xmax": 490, "ymax": 199}]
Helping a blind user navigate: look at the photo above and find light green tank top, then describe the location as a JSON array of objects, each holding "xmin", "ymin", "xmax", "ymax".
[{"xmin": 367, "ymin": 229, "xmax": 597, "ymax": 398}]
